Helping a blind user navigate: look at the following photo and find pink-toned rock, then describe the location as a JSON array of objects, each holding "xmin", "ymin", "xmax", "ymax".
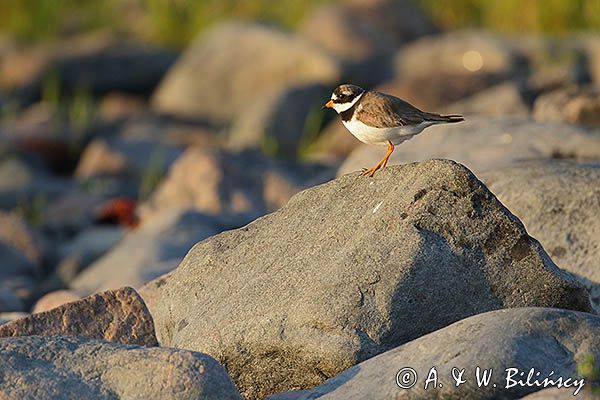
[
  {"xmin": 32, "ymin": 290, "xmax": 82, "ymax": 313},
  {"xmin": 0, "ymin": 287, "xmax": 157, "ymax": 346}
]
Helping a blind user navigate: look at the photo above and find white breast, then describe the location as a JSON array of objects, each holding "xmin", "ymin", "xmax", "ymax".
[{"xmin": 342, "ymin": 115, "xmax": 435, "ymax": 146}]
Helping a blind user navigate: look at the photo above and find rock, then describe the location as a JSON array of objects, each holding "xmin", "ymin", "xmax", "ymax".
[
  {"xmin": 392, "ymin": 31, "xmax": 526, "ymax": 108},
  {"xmin": 519, "ymin": 388, "xmax": 577, "ymax": 399},
  {"xmin": 0, "ymin": 152, "xmax": 70, "ymax": 209},
  {"xmin": 70, "ymin": 210, "xmax": 235, "ymax": 294},
  {"xmin": 148, "ymin": 160, "xmax": 590, "ymax": 399},
  {"xmin": 0, "ymin": 287, "xmax": 24, "ymax": 313},
  {"xmin": 0, "ymin": 32, "xmax": 176, "ymax": 104},
  {"xmin": 98, "ymin": 92, "xmax": 149, "ymax": 122},
  {"xmin": 515, "ymin": 35, "xmax": 591, "ymax": 92},
  {"xmin": 304, "ymin": 117, "xmax": 364, "ymax": 163},
  {"xmin": 32, "ymin": 289, "xmax": 82, "ymax": 313},
  {"xmin": 533, "ymin": 85, "xmax": 600, "ymax": 128},
  {"xmin": 75, "ymin": 135, "xmax": 183, "ymax": 181},
  {"xmin": 445, "ymin": 82, "xmax": 532, "ymax": 117},
  {"xmin": 152, "ymin": 22, "xmax": 340, "ymax": 121},
  {"xmin": 0, "ymin": 240, "xmax": 40, "ymax": 282},
  {"xmin": 482, "ymin": 160, "xmax": 600, "ymax": 311},
  {"xmin": 0, "ymin": 287, "xmax": 157, "ymax": 347},
  {"xmin": 0, "ymin": 211, "xmax": 47, "ymax": 265},
  {"xmin": 53, "ymin": 226, "xmax": 124, "ymax": 285},
  {"xmin": 0, "ymin": 335, "xmax": 241, "ymax": 400},
  {"xmin": 227, "ymin": 84, "xmax": 330, "ymax": 157},
  {"xmin": 0, "ymin": 312, "xmax": 28, "ymax": 325},
  {"xmin": 140, "ymin": 147, "xmax": 333, "ymax": 216},
  {"xmin": 299, "ymin": 0, "xmax": 437, "ymax": 86},
  {"xmin": 296, "ymin": 308, "xmax": 593, "ymax": 399},
  {"xmin": 338, "ymin": 117, "xmax": 600, "ymax": 177}
]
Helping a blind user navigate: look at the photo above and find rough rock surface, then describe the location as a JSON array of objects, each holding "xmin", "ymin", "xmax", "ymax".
[
  {"xmin": 296, "ymin": 308, "xmax": 594, "ymax": 399},
  {"xmin": 0, "ymin": 335, "xmax": 241, "ymax": 400},
  {"xmin": 70, "ymin": 210, "xmax": 231, "ymax": 294},
  {"xmin": 152, "ymin": 22, "xmax": 340, "ymax": 121},
  {"xmin": 0, "ymin": 287, "xmax": 158, "ymax": 347},
  {"xmin": 149, "ymin": 160, "xmax": 590, "ymax": 399},
  {"xmin": 482, "ymin": 160, "xmax": 600, "ymax": 310},
  {"xmin": 338, "ymin": 117, "xmax": 600, "ymax": 177},
  {"xmin": 533, "ymin": 85, "xmax": 600, "ymax": 128}
]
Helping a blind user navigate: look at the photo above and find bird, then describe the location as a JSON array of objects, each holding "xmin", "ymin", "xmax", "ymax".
[{"xmin": 323, "ymin": 84, "xmax": 464, "ymax": 177}]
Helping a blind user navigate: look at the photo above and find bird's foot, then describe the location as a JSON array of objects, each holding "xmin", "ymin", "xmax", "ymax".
[{"xmin": 360, "ymin": 165, "xmax": 382, "ymax": 177}]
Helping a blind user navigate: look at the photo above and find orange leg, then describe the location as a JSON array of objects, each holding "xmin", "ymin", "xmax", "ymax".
[{"xmin": 361, "ymin": 141, "xmax": 395, "ymax": 177}]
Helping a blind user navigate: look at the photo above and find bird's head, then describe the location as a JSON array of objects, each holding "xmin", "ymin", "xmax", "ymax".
[{"xmin": 323, "ymin": 84, "xmax": 365, "ymax": 113}]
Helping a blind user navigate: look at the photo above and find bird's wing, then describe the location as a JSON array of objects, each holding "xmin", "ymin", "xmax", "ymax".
[{"xmin": 357, "ymin": 91, "xmax": 450, "ymax": 128}]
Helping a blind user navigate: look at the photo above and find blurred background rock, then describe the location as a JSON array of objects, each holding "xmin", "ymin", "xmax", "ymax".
[{"xmin": 0, "ymin": 0, "xmax": 599, "ymax": 316}]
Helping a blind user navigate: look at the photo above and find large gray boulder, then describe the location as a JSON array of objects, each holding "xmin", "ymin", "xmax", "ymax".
[
  {"xmin": 227, "ymin": 84, "xmax": 330, "ymax": 157},
  {"xmin": 147, "ymin": 160, "xmax": 590, "ymax": 399},
  {"xmin": 0, "ymin": 32, "xmax": 176, "ymax": 104},
  {"xmin": 482, "ymin": 160, "xmax": 600, "ymax": 310},
  {"xmin": 390, "ymin": 31, "xmax": 526, "ymax": 109},
  {"xmin": 296, "ymin": 308, "xmax": 595, "ymax": 399},
  {"xmin": 139, "ymin": 147, "xmax": 333, "ymax": 217},
  {"xmin": 70, "ymin": 209, "xmax": 232, "ymax": 294},
  {"xmin": 298, "ymin": 0, "xmax": 437, "ymax": 86},
  {"xmin": 338, "ymin": 117, "xmax": 600, "ymax": 177},
  {"xmin": 152, "ymin": 22, "xmax": 340, "ymax": 121},
  {"xmin": 0, "ymin": 335, "xmax": 241, "ymax": 400}
]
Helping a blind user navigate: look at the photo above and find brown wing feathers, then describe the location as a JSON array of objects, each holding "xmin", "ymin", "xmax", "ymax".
[{"xmin": 357, "ymin": 91, "xmax": 464, "ymax": 128}]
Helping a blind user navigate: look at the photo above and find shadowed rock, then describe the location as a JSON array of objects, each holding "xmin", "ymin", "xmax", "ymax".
[
  {"xmin": 146, "ymin": 160, "xmax": 590, "ymax": 399},
  {"xmin": 295, "ymin": 308, "xmax": 595, "ymax": 399},
  {"xmin": 0, "ymin": 287, "xmax": 158, "ymax": 347}
]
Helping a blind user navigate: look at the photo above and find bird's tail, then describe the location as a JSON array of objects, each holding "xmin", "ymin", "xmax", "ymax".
[{"xmin": 440, "ymin": 114, "xmax": 464, "ymax": 123}]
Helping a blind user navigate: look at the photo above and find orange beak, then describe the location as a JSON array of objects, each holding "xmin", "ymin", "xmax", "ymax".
[{"xmin": 322, "ymin": 100, "xmax": 334, "ymax": 109}]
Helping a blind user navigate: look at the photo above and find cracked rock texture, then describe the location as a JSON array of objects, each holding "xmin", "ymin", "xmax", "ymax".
[
  {"xmin": 146, "ymin": 160, "xmax": 590, "ymax": 399},
  {"xmin": 0, "ymin": 287, "xmax": 158, "ymax": 347}
]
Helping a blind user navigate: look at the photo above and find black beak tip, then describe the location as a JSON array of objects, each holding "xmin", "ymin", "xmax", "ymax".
[{"xmin": 321, "ymin": 105, "xmax": 327, "ymax": 110}]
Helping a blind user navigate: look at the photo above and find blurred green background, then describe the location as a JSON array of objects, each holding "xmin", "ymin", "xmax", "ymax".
[{"xmin": 1, "ymin": 0, "xmax": 599, "ymax": 48}]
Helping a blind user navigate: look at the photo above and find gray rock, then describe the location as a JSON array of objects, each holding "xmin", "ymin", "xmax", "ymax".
[
  {"xmin": 296, "ymin": 308, "xmax": 594, "ymax": 399},
  {"xmin": 148, "ymin": 160, "xmax": 590, "ymax": 399},
  {"xmin": 0, "ymin": 335, "xmax": 241, "ymax": 400},
  {"xmin": 152, "ymin": 22, "xmax": 340, "ymax": 121},
  {"xmin": 391, "ymin": 31, "xmax": 526, "ymax": 108},
  {"xmin": 445, "ymin": 82, "xmax": 531, "ymax": 117},
  {"xmin": 70, "ymin": 209, "xmax": 230, "ymax": 294},
  {"xmin": 0, "ymin": 211, "xmax": 47, "ymax": 265},
  {"xmin": 481, "ymin": 160, "xmax": 600, "ymax": 311},
  {"xmin": 338, "ymin": 117, "xmax": 600, "ymax": 177},
  {"xmin": 0, "ymin": 311, "xmax": 28, "ymax": 324},
  {"xmin": 75, "ymin": 135, "xmax": 183, "ymax": 181},
  {"xmin": 0, "ymin": 32, "xmax": 176, "ymax": 104},
  {"xmin": 0, "ymin": 287, "xmax": 157, "ymax": 347},
  {"xmin": 0, "ymin": 287, "xmax": 24, "ymax": 313},
  {"xmin": 227, "ymin": 84, "xmax": 330, "ymax": 157},
  {"xmin": 518, "ymin": 388, "xmax": 580, "ymax": 399},
  {"xmin": 54, "ymin": 226, "xmax": 124, "ymax": 284},
  {"xmin": 533, "ymin": 85, "xmax": 600, "ymax": 128},
  {"xmin": 139, "ymin": 147, "xmax": 333, "ymax": 217},
  {"xmin": 299, "ymin": 0, "xmax": 437, "ymax": 86}
]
